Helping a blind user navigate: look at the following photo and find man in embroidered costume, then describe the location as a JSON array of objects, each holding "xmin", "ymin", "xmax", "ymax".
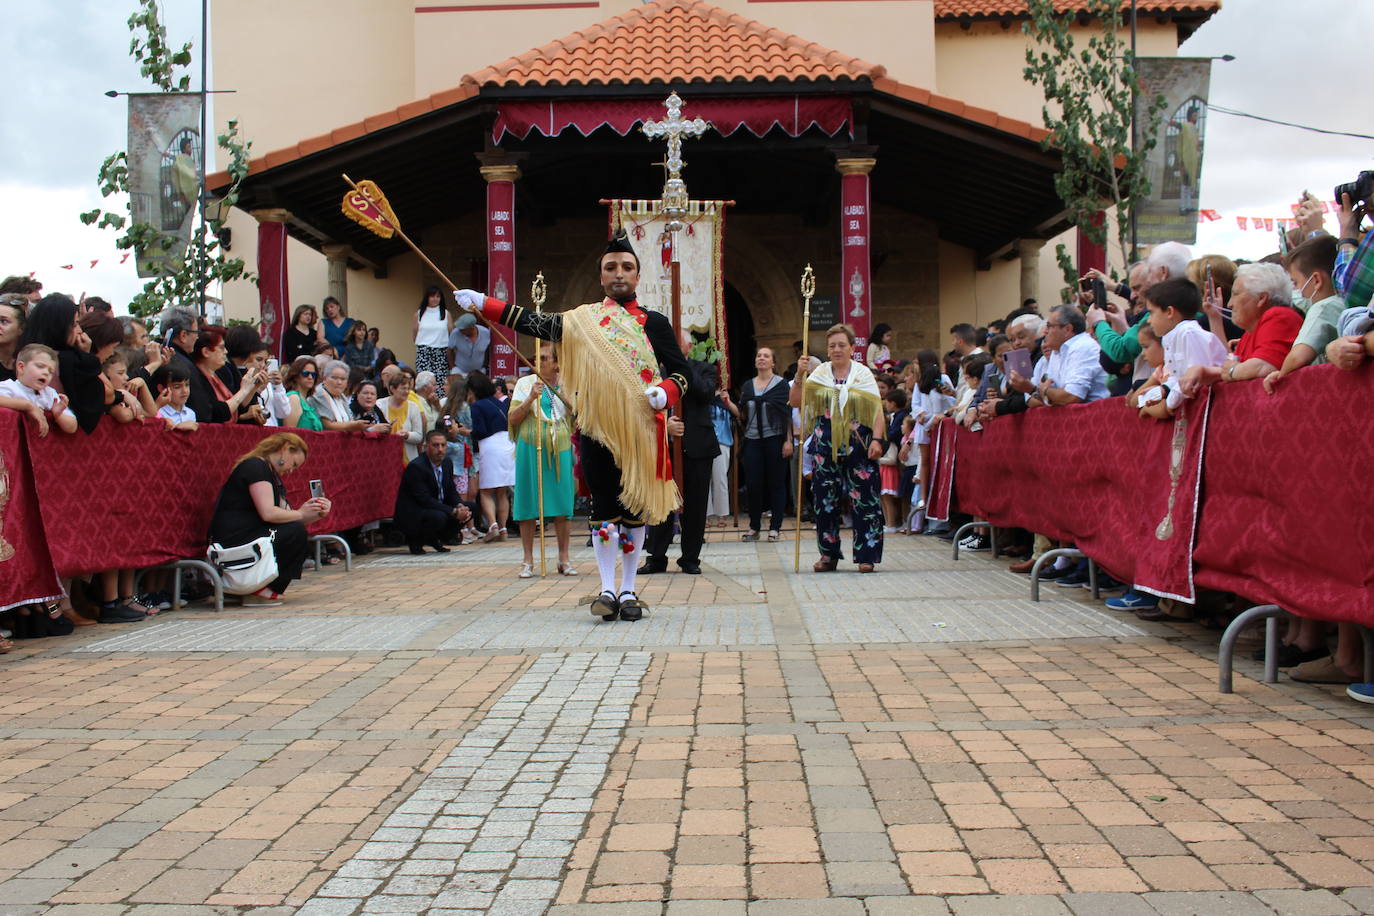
[{"xmin": 454, "ymin": 231, "xmax": 691, "ymax": 621}]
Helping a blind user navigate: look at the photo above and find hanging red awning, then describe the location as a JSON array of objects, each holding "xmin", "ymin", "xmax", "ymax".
[{"xmin": 492, "ymin": 95, "xmax": 852, "ymax": 143}]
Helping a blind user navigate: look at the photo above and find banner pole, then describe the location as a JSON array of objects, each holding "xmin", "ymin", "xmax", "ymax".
[{"xmin": 794, "ymin": 265, "xmax": 816, "ymax": 574}]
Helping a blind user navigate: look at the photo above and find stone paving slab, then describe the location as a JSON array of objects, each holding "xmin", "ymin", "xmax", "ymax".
[
  {"xmin": 303, "ymin": 651, "xmax": 649, "ymax": 915},
  {"xmin": 792, "ymin": 569, "xmax": 1040, "ymax": 602},
  {"xmin": 800, "ymin": 598, "xmax": 1146, "ymax": 644},
  {"xmin": 4, "ymin": 528, "xmax": 1374, "ymax": 915},
  {"xmin": 71, "ymin": 614, "xmax": 443, "ymax": 653},
  {"xmin": 437, "ymin": 607, "xmax": 776, "ymax": 650}
]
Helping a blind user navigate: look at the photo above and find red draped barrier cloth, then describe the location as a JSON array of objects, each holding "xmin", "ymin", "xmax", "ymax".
[
  {"xmin": 492, "ymin": 97, "xmax": 852, "ymax": 143},
  {"xmin": 928, "ymin": 362, "xmax": 1374, "ymax": 623},
  {"xmin": 2, "ymin": 416, "xmax": 402, "ymax": 597},
  {"xmin": 0, "ymin": 412, "xmax": 63, "ymax": 611}
]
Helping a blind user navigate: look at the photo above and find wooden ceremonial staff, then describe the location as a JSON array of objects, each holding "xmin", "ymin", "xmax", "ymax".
[
  {"xmin": 794, "ymin": 265, "xmax": 816, "ymax": 574},
  {"xmin": 531, "ymin": 271, "xmax": 549, "ymax": 578},
  {"xmin": 340, "ymin": 174, "xmax": 571, "ymax": 410}
]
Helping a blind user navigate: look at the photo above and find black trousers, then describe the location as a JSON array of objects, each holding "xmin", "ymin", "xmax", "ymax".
[
  {"xmin": 581, "ymin": 435, "xmax": 645, "ymax": 527},
  {"xmin": 398, "ymin": 510, "xmax": 462, "ymax": 549},
  {"xmin": 645, "ymin": 455, "xmax": 713, "ymax": 564},
  {"xmin": 268, "ymin": 521, "xmax": 309, "ymax": 594},
  {"xmin": 742, "ymin": 435, "xmax": 788, "ymax": 533}
]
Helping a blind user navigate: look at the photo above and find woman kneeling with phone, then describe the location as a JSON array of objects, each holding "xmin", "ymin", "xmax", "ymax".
[{"xmin": 209, "ymin": 432, "xmax": 331, "ymax": 606}]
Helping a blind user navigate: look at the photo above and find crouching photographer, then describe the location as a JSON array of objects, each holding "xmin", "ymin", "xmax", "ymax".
[{"xmin": 208, "ymin": 432, "xmax": 330, "ymax": 606}]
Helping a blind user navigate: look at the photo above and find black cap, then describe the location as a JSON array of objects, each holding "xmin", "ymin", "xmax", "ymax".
[{"xmin": 602, "ymin": 229, "xmax": 640, "ymax": 268}]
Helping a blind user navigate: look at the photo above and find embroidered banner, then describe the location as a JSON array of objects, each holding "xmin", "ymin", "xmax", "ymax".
[
  {"xmin": 486, "ymin": 177, "xmax": 520, "ymax": 379},
  {"xmin": 257, "ymin": 219, "xmax": 289, "ymax": 361},
  {"xmin": 608, "ymin": 199, "xmax": 729, "ymax": 385}
]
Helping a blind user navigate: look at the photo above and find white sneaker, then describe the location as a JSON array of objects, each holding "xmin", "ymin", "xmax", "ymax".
[
  {"xmin": 883, "ymin": 526, "xmax": 898, "ymax": 534},
  {"xmin": 518, "ymin": 563, "xmax": 535, "ymax": 578}
]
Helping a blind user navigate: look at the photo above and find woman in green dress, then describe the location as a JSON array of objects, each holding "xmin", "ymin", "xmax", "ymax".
[{"xmin": 510, "ymin": 346, "xmax": 576, "ymax": 579}]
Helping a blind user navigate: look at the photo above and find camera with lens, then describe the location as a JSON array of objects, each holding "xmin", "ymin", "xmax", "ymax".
[{"xmin": 1334, "ymin": 171, "xmax": 1374, "ymax": 207}]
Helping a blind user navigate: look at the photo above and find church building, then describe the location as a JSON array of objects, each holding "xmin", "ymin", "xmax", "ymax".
[{"xmin": 210, "ymin": 0, "xmax": 1217, "ymax": 375}]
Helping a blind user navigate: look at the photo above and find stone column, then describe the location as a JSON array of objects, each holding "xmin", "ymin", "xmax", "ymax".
[
  {"xmin": 1017, "ymin": 238, "xmax": 1046, "ymax": 308},
  {"xmin": 836, "ymin": 156, "xmax": 876, "ymax": 359},
  {"xmin": 250, "ymin": 208, "xmax": 291, "ymax": 360},
  {"xmin": 321, "ymin": 244, "xmax": 350, "ymax": 313},
  {"xmin": 480, "ymin": 163, "xmax": 520, "ymax": 379}
]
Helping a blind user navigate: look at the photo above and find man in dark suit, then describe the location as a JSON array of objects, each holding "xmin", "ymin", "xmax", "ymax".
[
  {"xmin": 641, "ymin": 332, "xmax": 720, "ymax": 575},
  {"xmin": 395, "ymin": 429, "xmax": 476, "ymax": 554}
]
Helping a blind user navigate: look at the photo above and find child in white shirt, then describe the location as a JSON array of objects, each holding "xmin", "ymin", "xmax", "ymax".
[
  {"xmin": 1135, "ymin": 278, "xmax": 1227, "ymax": 419},
  {"xmin": 0, "ymin": 344, "xmax": 78, "ymax": 437},
  {"xmin": 151, "ymin": 363, "xmax": 199, "ymax": 431}
]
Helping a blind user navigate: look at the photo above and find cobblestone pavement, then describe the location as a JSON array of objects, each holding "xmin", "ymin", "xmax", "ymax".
[{"xmin": 2, "ymin": 526, "xmax": 1374, "ymax": 915}]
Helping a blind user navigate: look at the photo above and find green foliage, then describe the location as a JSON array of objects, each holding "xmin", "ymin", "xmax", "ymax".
[
  {"xmin": 688, "ymin": 336, "xmax": 722, "ymax": 365},
  {"xmin": 80, "ymin": 1, "xmax": 256, "ymax": 319},
  {"xmin": 1022, "ymin": 0, "xmax": 1167, "ymax": 273},
  {"xmin": 128, "ymin": 0, "xmax": 192, "ymax": 92},
  {"xmin": 1054, "ymin": 243, "xmax": 1077, "ymax": 301}
]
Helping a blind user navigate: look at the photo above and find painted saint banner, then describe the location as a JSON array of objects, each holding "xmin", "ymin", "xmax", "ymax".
[
  {"xmin": 127, "ymin": 93, "xmax": 203, "ymax": 277},
  {"xmin": 1135, "ymin": 58, "xmax": 1212, "ymax": 246},
  {"xmin": 609, "ymin": 199, "xmax": 729, "ymax": 384}
]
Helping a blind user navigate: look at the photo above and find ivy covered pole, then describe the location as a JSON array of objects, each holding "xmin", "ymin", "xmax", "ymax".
[
  {"xmin": 1129, "ymin": 0, "xmax": 1138, "ymax": 261},
  {"xmin": 80, "ymin": 0, "xmax": 254, "ymax": 319},
  {"xmin": 197, "ymin": 0, "xmax": 209, "ymax": 314},
  {"xmin": 1022, "ymin": 0, "xmax": 1165, "ymax": 287}
]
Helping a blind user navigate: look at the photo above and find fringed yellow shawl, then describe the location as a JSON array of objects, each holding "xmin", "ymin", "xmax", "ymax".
[
  {"xmin": 801, "ymin": 360, "xmax": 884, "ymax": 460},
  {"xmin": 558, "ymin": 299, "xmax": 679, "ymax": 524}
]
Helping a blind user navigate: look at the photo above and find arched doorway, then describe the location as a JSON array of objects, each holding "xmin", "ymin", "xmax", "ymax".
[{"xmin": 723, "ymin": 281, "xmax": 755, "ymax": 394}]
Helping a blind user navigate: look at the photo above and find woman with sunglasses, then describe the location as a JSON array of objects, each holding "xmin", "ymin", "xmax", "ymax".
[{"xmin": 281, "ymin": 356, "xmax": 323, "ymax": 430}]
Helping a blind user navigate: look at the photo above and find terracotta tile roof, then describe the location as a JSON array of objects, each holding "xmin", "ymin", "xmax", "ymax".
[
  {"xmin": 462, "ymin": 0, "xmax": 885, "ymax": 88},
  {"xmin": 934, "ymin": 0, "xmax": 1219, "ymax": 19},
  {"xmin": 207, "ymin": 83, "xmax": 479, "ymax": 190},
  {"xmin": 871, "ymin": 77, "xmax": 1050, "ymax": 144}
]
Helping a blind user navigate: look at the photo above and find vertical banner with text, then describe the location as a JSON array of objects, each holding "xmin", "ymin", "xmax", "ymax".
[
  {"xmin": 837, "ymin": 158, "xmax": 875, "ymax": 359},
  {"xmin": 1136, "ymin": 57, "xmax": 1212, "ymax": 246},
  {"xmin": 484, "ymin": 170, "xmax": 519, "ymax": 379},
  {"xmin": 127, "ymin": 93, "xmax": 203, "ymax": 278},
  {"xmin": 256, "ymin": 218, "xmax": 289, "ymax": 361}
]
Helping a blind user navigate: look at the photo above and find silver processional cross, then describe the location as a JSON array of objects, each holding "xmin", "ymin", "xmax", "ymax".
[{"xmin": 641, "ymin": 92, "xmax": 708, "ymax": 233}]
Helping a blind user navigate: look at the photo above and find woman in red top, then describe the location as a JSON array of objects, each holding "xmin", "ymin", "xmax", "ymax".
[{"xmin": 1180, "ymin": 262, "xmax": 1302, "ymax": 394}]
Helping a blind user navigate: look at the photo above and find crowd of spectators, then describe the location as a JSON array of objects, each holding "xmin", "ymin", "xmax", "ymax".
[
  {"xmin": 0, "ymin": 286, "xmax": 555, "ymax": 646},
  {"xmin": 890, "ymin": 189, "xmax": 1373, "ymax": 697},
  {"xmin": 2, "ymin": 184, "xmax": 1370, "ymax": 676}
]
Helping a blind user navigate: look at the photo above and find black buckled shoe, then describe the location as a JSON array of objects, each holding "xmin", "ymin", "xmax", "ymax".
[
  {"xmin": 590, "ymin": 590, "xmax": 619, "ymax": 621},
  {"xmin": 617, "ymin": 592, "xmax": 647, "ymax": 621}
]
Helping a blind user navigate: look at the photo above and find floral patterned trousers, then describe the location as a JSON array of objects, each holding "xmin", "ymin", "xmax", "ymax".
[{"xmin": 810, "ymin": 419, "xmax": 884, "ymax": 564}]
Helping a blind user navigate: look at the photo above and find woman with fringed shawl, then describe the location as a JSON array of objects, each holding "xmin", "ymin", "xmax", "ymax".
[
  {"xmin": 454, "ymin": 232, "xmax": 692, "ymax": 622},
  {"xmin": 790, "ymin": 324, "xmax": 887, "ymax": 572}
]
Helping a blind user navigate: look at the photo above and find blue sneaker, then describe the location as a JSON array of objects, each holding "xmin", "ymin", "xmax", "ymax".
[
  {"xmin": 1106, "ymin": 589, "xmax": 1157, "ymax": 611},
  {"xmin": 1348, "ymin": 684, "xmax": 1374, "ymax": 704}
]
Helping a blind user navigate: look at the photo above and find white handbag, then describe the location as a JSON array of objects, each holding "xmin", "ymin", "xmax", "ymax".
[{"xmin": 207, "ymin": 532, "xmax": 278, "ymax": 595}]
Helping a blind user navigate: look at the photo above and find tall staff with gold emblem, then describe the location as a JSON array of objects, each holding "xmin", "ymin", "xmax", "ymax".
[
  {"xmin": 530, "ymin": 271, "xmax": 549, "ymax": 577},
  {"xmin": 794, "ymin": 265, "xmax": 816, "ymax": 574}
]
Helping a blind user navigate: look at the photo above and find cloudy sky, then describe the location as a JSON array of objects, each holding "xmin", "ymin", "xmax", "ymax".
[{"xmin": 1, "ymin": 0, "xmax": 1370, "ymax": 310}]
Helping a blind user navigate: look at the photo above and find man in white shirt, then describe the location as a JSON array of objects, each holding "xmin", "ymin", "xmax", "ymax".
[{"xmin": 1030, "ymin": 305, "xmax": 1110, "ymax": 406}]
